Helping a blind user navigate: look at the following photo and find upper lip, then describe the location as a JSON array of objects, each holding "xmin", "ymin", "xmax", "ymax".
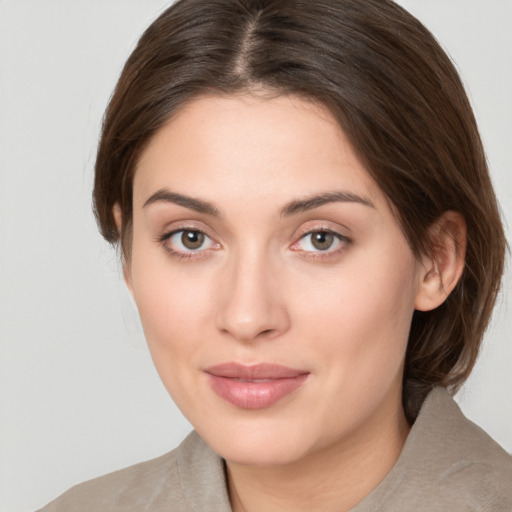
[{"xmin": 204, "ymin": 362, "xmax": 309, "ymax": 380}]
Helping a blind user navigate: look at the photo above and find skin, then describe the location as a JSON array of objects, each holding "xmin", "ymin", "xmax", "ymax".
[{"xmin": 120, "ymin": 93, "xmax": 466, "ymax": 511}]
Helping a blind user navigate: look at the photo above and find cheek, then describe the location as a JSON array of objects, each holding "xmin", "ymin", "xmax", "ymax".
[
  {"xmin": 289, "ymin": 241, "xmax": 419, "ymax": 379},
  {"xmin": 130, "ymin": 266, "xmax": 215, "ymax": 416},
  {"xmin": 128, "ymin": 243, "xmax": 216, "ymax": 379},
  {"xmin": 134, "ymin": 272, "xmax": 212, "ymax": 347}
]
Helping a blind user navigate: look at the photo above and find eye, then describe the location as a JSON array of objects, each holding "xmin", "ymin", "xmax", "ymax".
[
  {"xmin": 163, "ymin": 228, "xmax": 217, "ymax": 255},
  {"xmin": 292, "ymin": 229, "xmax": 348, "ymax": 254}
]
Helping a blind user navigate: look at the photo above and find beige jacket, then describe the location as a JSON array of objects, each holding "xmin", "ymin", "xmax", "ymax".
[{"xmin": 39, "ymin": 388, "xmax": 512, "ymax": 511}]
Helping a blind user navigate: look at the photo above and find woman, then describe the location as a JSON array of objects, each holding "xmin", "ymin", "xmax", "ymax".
[{"xmin": 40, "ymin": 0, "xmax": 512, "ymax": 510}]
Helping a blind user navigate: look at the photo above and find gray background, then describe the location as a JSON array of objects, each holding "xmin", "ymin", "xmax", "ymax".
[{"xmin": 0, "ymin": 1, "xmax": 511, "ymax": 511}]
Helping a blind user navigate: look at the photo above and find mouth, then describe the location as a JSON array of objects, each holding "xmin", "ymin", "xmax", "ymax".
[{"xmin": 204, "ymin": 363, "xmax": 310, "ymax": 409}]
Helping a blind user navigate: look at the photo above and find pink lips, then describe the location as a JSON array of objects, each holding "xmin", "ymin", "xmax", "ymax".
[{"xmin": 204, "ymin": 363, "xmax": 310, "ymax": 409}]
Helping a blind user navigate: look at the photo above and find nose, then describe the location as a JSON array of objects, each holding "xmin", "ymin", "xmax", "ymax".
[{"xmin": 215, "ymin": 248, "xmax": 290, "ymax": 343}]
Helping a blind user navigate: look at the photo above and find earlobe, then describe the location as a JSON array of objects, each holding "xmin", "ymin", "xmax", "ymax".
[
  {"xmin": 123, "ymin": 264, "xmax": 134, "ymax": 297},
  {"xmin": 414, "ymin": 211, "xmax": 467, "ymax": 312},
  {"xmin": 113, "ymin": 203, "xmax": 123, "ymax": 233},
  {"xmin": 112, "ymin": 202, "xmax": 134, "ymax": 295}
]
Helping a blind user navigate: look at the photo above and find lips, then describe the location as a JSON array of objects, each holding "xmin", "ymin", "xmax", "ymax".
[{"xmin": 204, "ymin": 363, "xmax": 310, "ymax": 409}]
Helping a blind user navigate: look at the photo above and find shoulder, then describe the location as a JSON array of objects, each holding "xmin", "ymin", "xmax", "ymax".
[
  {"xmin": 38, "ymin": 444, "xmax": 183, "ymax": 512},
  {"xmin": 38, "ymin": 431, "xmax": 230, "ymax": 512},
  {"xmin": 398, "ymin": 388, "xmax": 512, "ymax": 511},
  {"xmin": 428, "ymin": 389, "xmax": 512, "ymax": 510},
  {"xmin": 353, "ymin": 387, "xmax": 512, "ymax": 512}
]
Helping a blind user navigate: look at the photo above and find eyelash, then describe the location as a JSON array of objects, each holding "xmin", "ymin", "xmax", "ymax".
[
  {"xmin": 291, "ymin": 228, "xmax": 351, "ymax": 260},
  {"xmin": 158, "ymin": 227, "xmax": 218, "ymax": 260},
  {"xmin": 157, "ymin": 227, "xmax": 351, "ymax": 261}
]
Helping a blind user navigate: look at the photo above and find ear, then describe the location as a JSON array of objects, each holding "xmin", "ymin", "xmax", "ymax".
[
  {"xmin": 113, "ymin": 203, "xmax": 134, "ymax": 295},
  {"xmin": 414, "ymin": 211, "xmax": 467, "ymax": 312}
]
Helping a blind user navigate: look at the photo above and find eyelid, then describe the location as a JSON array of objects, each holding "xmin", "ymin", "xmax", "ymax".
[
  {"xmin": 157, "ymin": 225, "xmax": 221, "ymax": 259},
  {"xmin": 158, "ymin": 226, "xmax": 208, "ymax": 243},
  {"xmin": 292, "ymin": 229, "xmax": 346, "ymax": 248},
  {"xmin": 289, "ymin": 224, "xmax": 352, "ymax": 257},
  {"xmin": 156, "ymin": 219, "xmax": 217, "ymax": 242},
  {"xmin": 294, "ymin": 221, "xmax": 350, "ymax": 241}
]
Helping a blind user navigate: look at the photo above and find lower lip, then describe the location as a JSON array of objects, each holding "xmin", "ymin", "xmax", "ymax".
[{"xmin": 206, "ymin": 373, "xmax": 309, "ymax": 409}]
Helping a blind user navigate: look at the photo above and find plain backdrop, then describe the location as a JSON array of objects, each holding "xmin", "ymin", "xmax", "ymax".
[{"xmin": 0, "ymin": 1, "xmax": 511, "ymax": 511}]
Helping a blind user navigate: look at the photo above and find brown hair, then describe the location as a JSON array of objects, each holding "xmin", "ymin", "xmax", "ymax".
[{"xmin": 93, "ymin": 0, "xmax": 506, "ymax": 421}]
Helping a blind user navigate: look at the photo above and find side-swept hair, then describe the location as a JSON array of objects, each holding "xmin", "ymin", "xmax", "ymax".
[{"xmin": 93, "ymin": 0, "xmax": 506, "ymax": 421}]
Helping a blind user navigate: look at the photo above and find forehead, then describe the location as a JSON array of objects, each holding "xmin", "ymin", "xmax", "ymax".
[{"xmin": 133, "ymin": 93, "xmax": 385, "ymax": 212}]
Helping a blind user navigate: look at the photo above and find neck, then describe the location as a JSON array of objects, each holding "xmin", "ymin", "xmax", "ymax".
[{"xmin": 226, "ymin": 394, "xmax": 410, "ymax": 512}]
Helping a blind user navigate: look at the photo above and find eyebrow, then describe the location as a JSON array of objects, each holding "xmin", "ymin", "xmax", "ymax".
[
  {"xmin": 281, "ymin": 191, "xmax": 375, "ymax": 216},
  {"xmin": 143, "ymin": 189, "xmax": 220, "ymax": 216},
  {"xmin": 142, "ymin": 188, "xmax": 374, "ymax": 217}
]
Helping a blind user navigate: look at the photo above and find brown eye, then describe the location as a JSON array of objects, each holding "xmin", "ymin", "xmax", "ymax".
[
  {"xmin": 311, "ymin": 231, "xmax": 335, "ymax": 251},
  {"xmin": 292, "ymin": 229, "xmax": 346, "ymax": 255},
  {"xmin": 181, "ymin": 230, "xmax": 205, "ymax": 250},
  {"xmin": 164, "ymin": 229, "xmax": 216, "ymax": 255}
]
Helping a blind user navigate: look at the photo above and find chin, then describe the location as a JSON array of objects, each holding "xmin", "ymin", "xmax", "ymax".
[
  {"xmin": 214, "ymin": 439, "xmax": 309, "ymax": 468},
  {"xmin": 194, "ymin": 415, "xmax": 322, "ymax": 467}
]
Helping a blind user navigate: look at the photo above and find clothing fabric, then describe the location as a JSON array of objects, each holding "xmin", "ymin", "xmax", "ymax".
[{"xmin": 39, "ymin": 387, "xmax": 512, "ymax": 511}]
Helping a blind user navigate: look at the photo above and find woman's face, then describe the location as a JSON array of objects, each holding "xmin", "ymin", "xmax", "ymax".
[{"xmin": 127, "ymin": 93, "xmax": 424, "ymax": 466}]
